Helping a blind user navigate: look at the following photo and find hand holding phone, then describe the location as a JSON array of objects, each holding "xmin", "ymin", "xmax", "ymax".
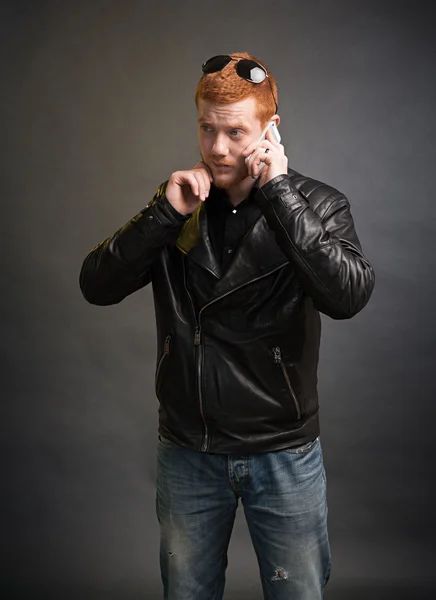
[{"xmin": 245, "ymin": 121, "xmax": 281, "ymax": 173}]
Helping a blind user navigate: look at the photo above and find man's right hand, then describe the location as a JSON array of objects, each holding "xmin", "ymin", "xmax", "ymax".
[{"xmin": 165, "ymin": 161, "xmax": 214, "ymax": 216}]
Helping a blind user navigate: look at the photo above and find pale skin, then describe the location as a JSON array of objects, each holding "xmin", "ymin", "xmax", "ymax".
[{"xmin": 165, "ymin": 97, "xmax": 288, "ymax": 215}]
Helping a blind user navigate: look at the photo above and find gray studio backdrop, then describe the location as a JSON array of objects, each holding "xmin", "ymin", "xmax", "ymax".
[{"xmin": 3, "ymin": 1, "xmax": 435, "ymax": 599}]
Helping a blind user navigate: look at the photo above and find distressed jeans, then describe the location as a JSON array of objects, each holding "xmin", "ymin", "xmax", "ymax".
[{"xmin": 156, "ymin": 434, "xmax": 331, "ymax": 600}]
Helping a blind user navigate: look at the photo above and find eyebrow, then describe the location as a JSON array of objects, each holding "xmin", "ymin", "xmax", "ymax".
[{"xmin": 198, "ymin": 119, "xmax": 249, "ymax": 130}]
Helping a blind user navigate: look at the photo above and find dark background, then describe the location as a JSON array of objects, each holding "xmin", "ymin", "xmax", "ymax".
[{"xmin": 2, "ymin": 1, "xmax": 435, "ymax": 598}]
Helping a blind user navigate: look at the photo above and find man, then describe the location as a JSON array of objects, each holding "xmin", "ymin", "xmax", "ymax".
[{"xmin": 80, "ymin": 52, "xmax": 375, "ymax": 600}]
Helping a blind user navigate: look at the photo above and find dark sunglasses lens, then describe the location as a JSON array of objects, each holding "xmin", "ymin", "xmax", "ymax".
[
  {"xmin": 202, "ymin": 55, "xmax": 232, "ymax": 74},
  {"xmin": 236, "ymin": 59, "xmax": 266, "ymax": 83}
]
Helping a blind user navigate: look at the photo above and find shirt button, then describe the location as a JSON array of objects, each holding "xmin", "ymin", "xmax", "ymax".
[
  {"xmin": 232, "ymin": 209, "xmax": 237, "ymax": 214},
  {"xmin": 227, "ymin": 248, "xmax": 234, "ymax": 254}
]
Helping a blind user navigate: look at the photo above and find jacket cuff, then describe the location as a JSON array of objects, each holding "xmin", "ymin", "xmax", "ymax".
[
  {"xmin": 255, "ymin": 173, "xmax": 308, "ymax": 210},
  {"xmin": 158, "ymin": 195, "xmax": 192, "ymax": 222}
]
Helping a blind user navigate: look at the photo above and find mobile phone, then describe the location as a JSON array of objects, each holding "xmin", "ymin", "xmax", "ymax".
[{"xmin": 244, "ymin": 121, "xmax": 281, "ymax": 172}]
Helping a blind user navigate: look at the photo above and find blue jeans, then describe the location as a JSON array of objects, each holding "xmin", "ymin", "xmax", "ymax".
[{"xmin": 156, "ymin": 434, "xmax": 331, "ymax": 600}]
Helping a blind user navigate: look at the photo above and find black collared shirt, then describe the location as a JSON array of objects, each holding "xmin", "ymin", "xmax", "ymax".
[{"xmin": 205, "ymin": 184, "xmax": 262, "ymax": 273}]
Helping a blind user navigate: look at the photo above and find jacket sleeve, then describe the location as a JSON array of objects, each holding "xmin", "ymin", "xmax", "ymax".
[
  {"xmin": 255, "ymin": 173, "xmax": 375, "ymax": 320},
  {"xmin": 79, "ymin": 181, "xmax": 190, "ymax": 305}
]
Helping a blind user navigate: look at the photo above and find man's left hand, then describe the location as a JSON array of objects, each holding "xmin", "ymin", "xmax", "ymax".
[{"xmin": 242, "ymin": 126, "xmax": 288, "ymax": 188}]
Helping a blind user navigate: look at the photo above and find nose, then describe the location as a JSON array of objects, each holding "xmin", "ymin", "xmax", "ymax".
[{"xmin": 211, "ymin": 134, "xmax": 229, "ymax": 158}]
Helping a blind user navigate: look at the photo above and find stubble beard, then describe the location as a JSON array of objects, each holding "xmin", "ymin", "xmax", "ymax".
[{"xmin": 212, "ymin": 164, "xmax": 249, "ymax": 190}]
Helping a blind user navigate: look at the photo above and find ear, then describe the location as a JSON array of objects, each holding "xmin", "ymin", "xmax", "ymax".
[{"xmin": 272, "ymin": 114, "xmax": 280, "ymax": 128}]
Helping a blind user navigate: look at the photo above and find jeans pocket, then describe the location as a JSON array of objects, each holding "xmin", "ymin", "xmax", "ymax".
[{"xmin": 283, "ymin": 436, "xmax": 320, "ymax": 454}]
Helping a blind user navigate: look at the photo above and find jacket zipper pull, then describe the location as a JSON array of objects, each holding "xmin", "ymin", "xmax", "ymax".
[
  {"xmin": 273, "ymin": 346, "xmax": 281, "ymax": 364},
  {"xmin": 194, "ymin": 326, "xmax": 202, "ymax": 346}
]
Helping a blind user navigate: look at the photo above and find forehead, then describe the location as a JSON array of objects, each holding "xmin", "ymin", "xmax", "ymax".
[{"xmin": 198, "ymin": 97, "xmax": 258, "ymax": 126}]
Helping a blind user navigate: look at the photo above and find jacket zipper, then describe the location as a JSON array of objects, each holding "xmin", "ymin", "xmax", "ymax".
[
  {"xmin": 155, "ymin": 335, "xmax": 171, "ymax": 395},
  {"xmin": 183, "ymin": 259, "xmax": 209, "ymax": 452},
  {"xmin": 272, "ymin": 346, "xmax": 301, "ymax": 420},
  {"xmin": 194, "ymin": 324, "xmax": 207, "ymax": 451},
  {"xmin": 183, "ymin": 257, "xmax": 287, "ymax": 452}
]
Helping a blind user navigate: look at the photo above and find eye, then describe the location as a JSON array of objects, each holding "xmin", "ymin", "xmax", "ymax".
[
  {"xmin": 230, "ymin": 130, "xmax": 242, "ymax": 137},
  {"xmin": 201, "ymin": 125, "xmax": 213, "ymax": 132}
]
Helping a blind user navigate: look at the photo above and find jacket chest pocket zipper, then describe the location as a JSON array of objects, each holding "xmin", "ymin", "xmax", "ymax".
[
  {"xmin": 156, "ymin": 335, "xmax": 171, "ymax": 393},
  {"xmin": 272, "ymin": 346, "xmax": 302, "ymax": 420}
]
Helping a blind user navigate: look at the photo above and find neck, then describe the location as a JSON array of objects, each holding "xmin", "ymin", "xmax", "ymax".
[{"xmin": 225, "ymin": 175, "xmax": 258, "ymax": 207}]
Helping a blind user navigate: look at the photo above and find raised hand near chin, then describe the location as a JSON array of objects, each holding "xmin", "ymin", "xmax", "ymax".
[{"xmin": 165, "ymin": 161, "xmax": 214, "ymax": 216}]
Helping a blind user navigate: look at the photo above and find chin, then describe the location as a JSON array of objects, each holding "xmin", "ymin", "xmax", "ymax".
[{"xmin": 213, "ymin": 168, "xmax": 247, "ymax": 189}]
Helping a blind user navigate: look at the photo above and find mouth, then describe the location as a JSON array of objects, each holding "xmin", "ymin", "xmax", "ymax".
[{"xmin": 213, "ymin": 162, "xmax": 233, "ymax": 169}]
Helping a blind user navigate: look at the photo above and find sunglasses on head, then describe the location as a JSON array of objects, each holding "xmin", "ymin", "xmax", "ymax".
[{"xmin": 201, "ymin": 55, "xmax": 278, "ymax": 114}]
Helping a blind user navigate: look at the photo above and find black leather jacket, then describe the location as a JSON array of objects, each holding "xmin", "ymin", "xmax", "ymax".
[{"xmin": 79, "ymin": 168, "xmax": 375, "ymax": 454}]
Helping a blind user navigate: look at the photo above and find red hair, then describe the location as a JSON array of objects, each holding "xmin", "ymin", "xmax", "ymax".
[{"xmin": 195, "ymin": 52, "xmax": 279, "ymax": 128}]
